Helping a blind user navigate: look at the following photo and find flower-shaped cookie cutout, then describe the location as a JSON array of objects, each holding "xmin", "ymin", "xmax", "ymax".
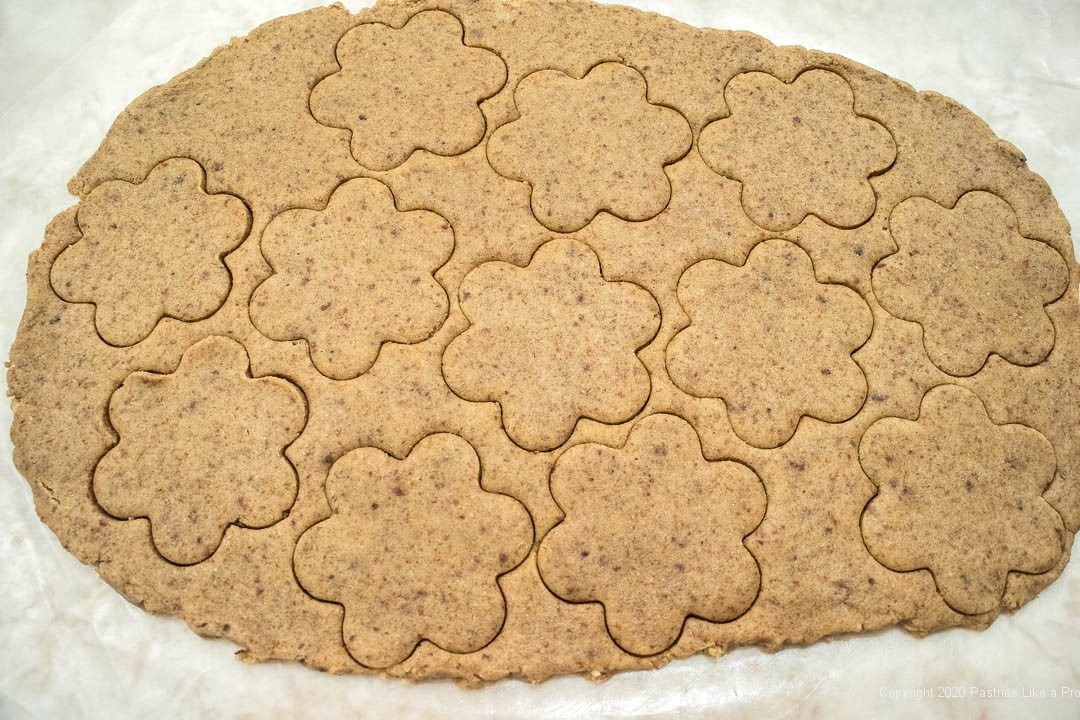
[
  {"xmin": 487, "ymin": 62, "xmax": 692, "ymax": 232},
  {"xmin": 667, "ymin": 239, "xmax": 872, "ymax": 448},
  {"xmin": 310, "ymin": 10, "xmax": 505, "ymax": 171},
  {"xmin": 250, "ymin": 178, "xmax": 453, "ymax": 380},
  {"xmin": 537, "ymin": 414, "xmax": 765, "ymax": 655},
  {"xmin": 699, "ymin": 69, "xmax": 895, "ymax": 232},
  {"xmin": 872, "ymin": 191, "xmax": 1069, "ymax": 377},
  {"xmin": 93, "ymin": 336, "xmax": 306, "ymax": 565},
  {"xmin": 51, "ymin": 158, "xmax": 249, "ymax": 346},
  {"xmin": 293, "ymin": 433, "xmax": 532, "ymax": 668},
  {"xmin": 442, "ymin": 238, "xmax": 660, "ymax": 452},
  {"xmin": 860, "ymin": 385, "xmax": 1064, "ymax": 615}
]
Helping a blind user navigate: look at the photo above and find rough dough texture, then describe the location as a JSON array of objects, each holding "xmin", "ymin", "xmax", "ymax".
[
  {"xmin": 8, "ymin": 0, "xmax": 1080, "ymax": 684},
  {"xmin": 92, "ymin": 335, "xmax": 307, "ymax": 565},
  {"xmin": 50, "ymin": 158, "xmax": 250, "ymax": 347}
]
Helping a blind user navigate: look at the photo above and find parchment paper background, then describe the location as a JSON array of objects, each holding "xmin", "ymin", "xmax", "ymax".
[{"xmin": 2, "ymin": 1, "xmax": 1078, "ymax": 717}]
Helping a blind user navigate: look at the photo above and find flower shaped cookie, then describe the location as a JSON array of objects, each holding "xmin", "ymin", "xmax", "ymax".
[
  {"xmin": 487, "ymin": 62, "xmax": 692, "ymax": 232},
  {"xmin": 293, "ymin": 434, "xmax": 532, "ymax": 668},
  {"xmin": 51, "ymin": 158, "xmax": 248, "ymax": 346},
  {"xmin": 699, "ymin": 69, "xmax": 895, "ymax": 231},
  {"xmin": 250, "ymin": 178, "xmax": 453, "ymax": 380},
  {"xmin": 442, "ymin": 238, "xmax": 660, "ymax": 451},
  {"xmin": 667, "ymin": 239, "xmax": 872, "ymax": 448},
  {"xmin": 872, "ymin": 191, "xmax": 1069, "ymax": 376},
  {"xmin": 310, "ymin": 10, "xmax": 506, "ymax": 171},
  {"xmin": 93, "ymin": 336, "xmax": 306, "ymax": 565},
  {"xmin": 537, "ymin": 414, "xmax": 765, "ymax": 655},
  {"xmin": 860, "ymin": 385, "xmax": 1065, "ymax": 615}
]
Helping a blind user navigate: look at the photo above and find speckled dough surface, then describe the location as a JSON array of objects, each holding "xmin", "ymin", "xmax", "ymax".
[{"xmin": 8, "ymin": 0, "xmax": 1080, "ymax": 684}]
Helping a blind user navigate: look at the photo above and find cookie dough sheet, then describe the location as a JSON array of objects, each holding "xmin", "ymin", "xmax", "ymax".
[{"xmin": 2, "ymin": 0, "xmax": 1079, "ymax": 717}]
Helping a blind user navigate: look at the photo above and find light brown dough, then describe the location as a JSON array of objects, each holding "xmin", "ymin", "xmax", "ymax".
[
  {"xmin": 51, "ymin": 157, "xmax": 249, "ymax": 346},
  {"xmin": 443, "ymin": 238, "xmax": 660, "ymax": 451},
  {"xmin": 8, "ymin": 0, "xmax": 1080, "ymax": 684},
  {"xmin": 93, "ymin": 335, "xmax": 306, "ymax": 565},
  {"xmin": 872, "ymin": 191, "xmax": 1069, "ymax": 376},
  {"xmin": 487, "ymin": 62, "xmax": 692, "ymax": 232},
  {"xmin": 250, "ymin": 177, "xmax": 453, "ymax": 380},
  {"xmin": 666, "ymin": 239, "xmax": 872, "ymax": 448},
  {"xmin": 311, "ymin": 9, "xmax": 506, "ymax": 171},
  {"xmin": 860, "ymin": 384, "xmax": 1065, "ymax": 615},
  {"xmin": 293, "ymin": 433, "xmax": 532, "ymax": 668},
  {"xmin": 537, "ymin": 414, "xmax": 765, "ymax": 656},
  {"xmin": 698, "ymin": 69, "xmax": 896, "ymax": 231}
]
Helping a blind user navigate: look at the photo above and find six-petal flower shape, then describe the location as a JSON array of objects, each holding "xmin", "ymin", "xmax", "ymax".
[
  {"xmin": 860, "ymin": 385, "xmax": 1065, "ymax": 615},
  {"xmin": 872, "ymin": 191, "xmax": 1069, "ymax": 376},
  {"xmin": 93, "ymin": 336, "xmax": 306, "ymax": 565},
  {"xmin": 667, "ymin": 239, "xmax": 872, "ymax": 448},
  {"xmin": 442, "ymin": 238, "xmax": 660, "ymax": 451},
  {"xmin": 310, "ymin": 10, "xmax": 506, "ymax": 171},
  {"xmin": 292, "ymin": 433, "xmax": 532, "ymax": 668},
  {"xmin": 537, "ymin": 414, "xmax": 765, "ymax": 655},
  {"xmin": 51, "ymin": 158, "xmax": 248, "ymax": 346},
  {"xmin": 487, "ymin": 62, "xmax": 692, "ymax": 232},
  {"xmin": 699, "ymin": 69, "xmax": 895, "ymax": 231},
  {"xmin": 250, "ymin": 178, "xmax": 453, "ymax": 380}
]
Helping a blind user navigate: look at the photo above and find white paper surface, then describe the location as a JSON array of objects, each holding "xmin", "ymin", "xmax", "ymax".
[{"xmin": 2, "ymin": 1, "xmax": 1079, "ymax": 718}]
